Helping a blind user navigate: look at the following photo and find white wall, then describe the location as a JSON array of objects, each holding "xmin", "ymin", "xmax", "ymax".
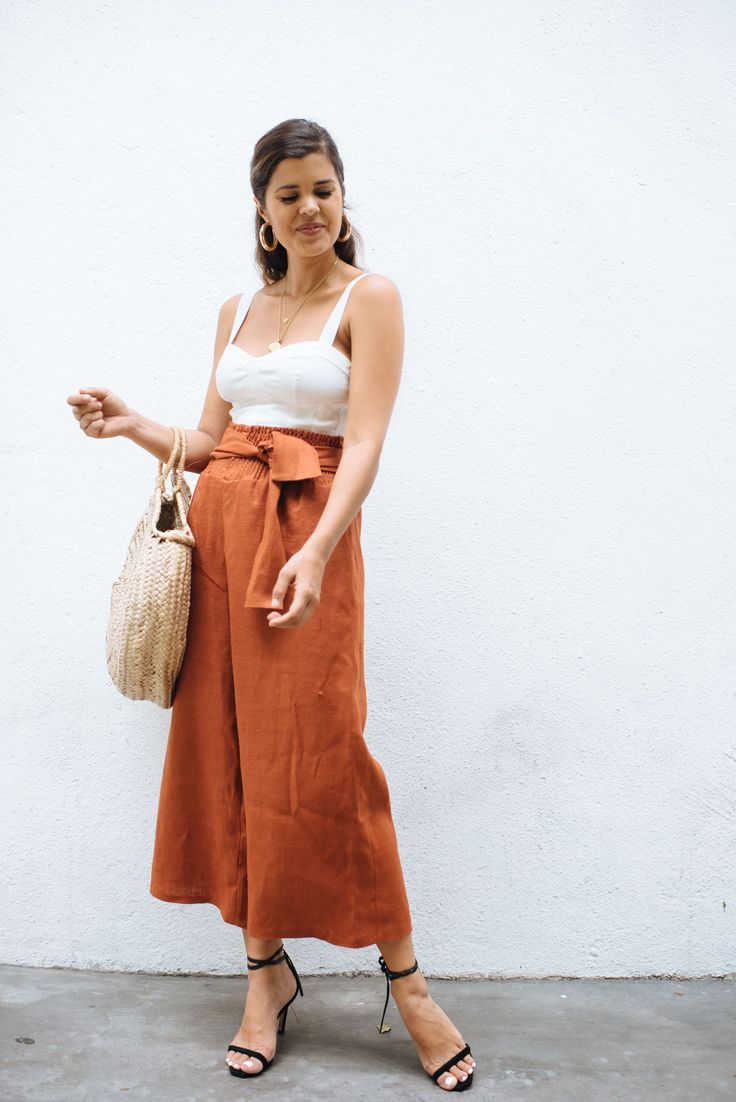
[{"xmin": 2, "ymin": 0, "xmax": 735, "ymax": 978}]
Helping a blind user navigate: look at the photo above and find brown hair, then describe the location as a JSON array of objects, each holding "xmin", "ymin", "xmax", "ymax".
[{"xmin": 250, "ymin": 118, "xmax": 364, "ymax": 285}]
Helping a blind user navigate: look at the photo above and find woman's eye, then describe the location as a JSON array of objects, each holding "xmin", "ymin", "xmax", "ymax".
[{"xmin": 281, "ymin": 191, "xmax": 333, "ymax": 203}]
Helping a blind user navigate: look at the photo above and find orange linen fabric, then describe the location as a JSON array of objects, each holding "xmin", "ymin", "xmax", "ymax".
[{"xmin": 149, "ymin": 422, "xmax": 413, "ymax": 948}]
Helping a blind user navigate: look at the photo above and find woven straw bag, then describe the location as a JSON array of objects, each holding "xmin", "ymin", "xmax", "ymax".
[{"xmin": 106, "ymin": 425, "xmax": 195, "ymax": 709}]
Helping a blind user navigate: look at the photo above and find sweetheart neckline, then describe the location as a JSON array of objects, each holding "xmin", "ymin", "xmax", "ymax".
[{"xmin": 225, "ymin": 338, "xmax": 351, "ymax": 366}]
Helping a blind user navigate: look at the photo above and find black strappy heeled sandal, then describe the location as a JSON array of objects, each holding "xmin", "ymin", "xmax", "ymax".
[
  {"xmin": 377, "ymin": 954, "xmax": 475, "ymax": 1092},
  {"xmin": 227, "ymin": 943, "xmax": 304, "ymax": 1078}
]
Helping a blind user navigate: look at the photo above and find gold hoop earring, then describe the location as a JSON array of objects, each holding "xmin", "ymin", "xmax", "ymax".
[
  {"xmin": 259, "ymin": 221, "xmax": 279, "ymax": 252},
  {"xmin": 337, "ymin": 215, "xmax": 352, "ymax": 243}
]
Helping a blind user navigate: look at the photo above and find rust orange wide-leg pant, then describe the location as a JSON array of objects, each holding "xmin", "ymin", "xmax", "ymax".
[{"xmin": 149, "ymin": 422, "xmax": 413, "ymax": 948}]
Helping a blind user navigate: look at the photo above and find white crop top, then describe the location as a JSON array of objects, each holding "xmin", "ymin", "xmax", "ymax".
[{"xmin": 216, "ymin": 272, "xmax": 370, "ymax": 435}]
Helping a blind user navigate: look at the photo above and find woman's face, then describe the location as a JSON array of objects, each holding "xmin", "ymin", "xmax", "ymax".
[{"xmin": 256, "ymin": 152, "xmax": 344, "ymax": 256}]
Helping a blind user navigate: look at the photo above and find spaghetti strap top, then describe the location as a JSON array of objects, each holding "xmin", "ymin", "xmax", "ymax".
[{"xmin": 216, "ymin": 272, "xmax": 371, "ymax": 435}]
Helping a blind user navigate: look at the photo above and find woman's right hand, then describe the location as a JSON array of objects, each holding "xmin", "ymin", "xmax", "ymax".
[{"xmin": 66, "ymin": 387, "xmax": 132, "ymax": 439}]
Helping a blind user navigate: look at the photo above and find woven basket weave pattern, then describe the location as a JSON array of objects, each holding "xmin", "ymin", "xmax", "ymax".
[{"xmin": 105, "ymin": 425, "xmax": 195, "ymax": 709}]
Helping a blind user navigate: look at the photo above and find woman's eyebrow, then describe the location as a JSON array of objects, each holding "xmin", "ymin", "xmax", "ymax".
[{"xmin": 275, "ymin": 178, "xmax": 336, "ymax": 191}]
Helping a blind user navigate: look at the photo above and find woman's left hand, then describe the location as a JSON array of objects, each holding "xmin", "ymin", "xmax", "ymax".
[{"xmin": 267, "ymin": 546, "xmax": 327, "ymax": 629}]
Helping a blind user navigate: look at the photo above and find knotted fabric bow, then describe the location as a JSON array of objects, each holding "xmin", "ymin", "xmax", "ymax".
[{"xmin": 209, "ymin": 427, "xmax": 342, "ymax": 609}]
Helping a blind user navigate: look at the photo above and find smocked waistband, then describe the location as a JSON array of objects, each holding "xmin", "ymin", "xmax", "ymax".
[{"xmin": 219, "ymin": 421, "xmax": 343, "ymax": 449}]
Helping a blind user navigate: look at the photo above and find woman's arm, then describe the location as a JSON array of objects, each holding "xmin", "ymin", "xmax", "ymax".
[
  {"xmin": 120, "ymin": 296, "xmax": 238, "ymax": 472},
  {"xmin": 302, "ymin": 273, "xmax": 404, "ymax": 562}
]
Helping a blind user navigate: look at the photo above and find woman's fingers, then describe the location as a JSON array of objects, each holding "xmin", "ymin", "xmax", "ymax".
[
  {"xmin": 77, "ymin": 404, "xmax": 103, "ymax": 427},
  {"xmin": 67, "ymin": 389, "xmax": 102, "ymax": 406},
  {"xmin": 80, "ymin": 409, "xmax": 103, "ymax": 429},
  {"xmin": 67, "ymin": 388, "xmax": 129, "ymax": 429},
  {"xmin": 67, "ymin": 392, "xmax": 103, "ymax": 421},
  {"xmin": 67, "ymin": 390, "xmax": 108, "ymax": 436},
  {"xmin": 268, "ymin": 592, "xmax": 316, "ymax": 629},
  {"xmin": 72, "ymin": 386, "xmax": 107, "ymax": 401},
  {"xmin": 267, "ymin": 557, "xmax": 324, "ymax": 629}
]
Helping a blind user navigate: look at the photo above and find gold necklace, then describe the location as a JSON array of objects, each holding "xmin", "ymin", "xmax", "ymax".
[{"xmin": 268, "ymin": 256, "xmax": 339, "ymax": 352}]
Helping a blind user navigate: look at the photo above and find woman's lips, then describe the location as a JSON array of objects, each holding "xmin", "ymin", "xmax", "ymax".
[{"xmin": 297, "ymin": 224, "xmax": 323, "ymax": 235}]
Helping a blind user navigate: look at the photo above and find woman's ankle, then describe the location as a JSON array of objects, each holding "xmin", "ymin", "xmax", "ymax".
[
  {"xmin": 392, "ymin": 970, "xmax": 430, "ymax": 1000},
  {"xmin": 244, "ymin": 934, "xmax": 283, "ymax": 961}
]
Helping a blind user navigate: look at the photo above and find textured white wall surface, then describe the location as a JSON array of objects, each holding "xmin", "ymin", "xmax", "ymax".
[{"xmin": 2, "ymin": 1, "xmax": 735, "ymax": 979}]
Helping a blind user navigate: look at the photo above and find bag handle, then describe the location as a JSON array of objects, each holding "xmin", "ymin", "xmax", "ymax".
[
  {"xmin": 156, "ymin": 426, "xmax": 188, "ymax": 494},
  {"xmin": 170, "ymin": 427, "xmax": 187, "ymax": 494}
]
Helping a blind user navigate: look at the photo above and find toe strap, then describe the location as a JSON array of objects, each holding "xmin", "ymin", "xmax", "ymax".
[
  {"xmin": 228, "ymin": 1044, "xmax": 270, "ymax": 1066},
  {"xmin": 430, "ymin": 1042, "xmax": 472, "ymax": 1083}
]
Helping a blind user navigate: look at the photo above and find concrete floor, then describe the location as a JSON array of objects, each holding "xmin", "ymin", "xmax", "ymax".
[{"xmin": 1, "ymin": 964, "xmax": 734, "ymax": 1101}]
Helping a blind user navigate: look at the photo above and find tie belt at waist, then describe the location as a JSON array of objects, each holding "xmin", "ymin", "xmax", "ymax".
[{"xmin": 208, "ymin": 427, "xmax": 343, "ymax": 609}]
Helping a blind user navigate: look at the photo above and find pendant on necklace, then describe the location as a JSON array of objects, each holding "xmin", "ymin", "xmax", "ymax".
[{"xmin": 269, "ymin": 341, "xmax": 282, "ymax": 352}]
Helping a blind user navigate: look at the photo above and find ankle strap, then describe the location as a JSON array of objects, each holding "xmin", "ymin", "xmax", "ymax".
[
  {"xmin": 376, "ymin": 954, "xmax": 419, "ymax": 1033},
  {"xmin": 247, "ymin": 944, "xmax": 285, "ymax": 970}
]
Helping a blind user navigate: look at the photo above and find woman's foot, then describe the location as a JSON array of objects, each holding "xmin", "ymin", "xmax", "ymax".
[
  {"xmin": 225, "ymin": 951, "xmax": 299, "ymax": 1075},
  {"xmin": 388, "ymin": 968, "xmax": 477, "ymax": 1091}
]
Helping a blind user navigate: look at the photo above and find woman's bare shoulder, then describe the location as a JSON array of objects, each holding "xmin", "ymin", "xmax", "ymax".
[
  {"xmin": 354, "ymin": 269, "xmax": 400, "ymax": 291},
  {"xmin": 218, "ymin": 285, "xmax": 267, "ymax": 320},
  {"xmin": 219, "ymin": 291, "xmax": 241, "ymax": 318},
  {"xmin": 350, "ymin": 271, "xmax": 402, "ymax": 306}
]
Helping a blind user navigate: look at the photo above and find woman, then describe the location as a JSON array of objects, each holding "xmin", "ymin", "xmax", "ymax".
[{"xmin": 67, "ymin": 118, "xmax": 477, "ymax": 1093}]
